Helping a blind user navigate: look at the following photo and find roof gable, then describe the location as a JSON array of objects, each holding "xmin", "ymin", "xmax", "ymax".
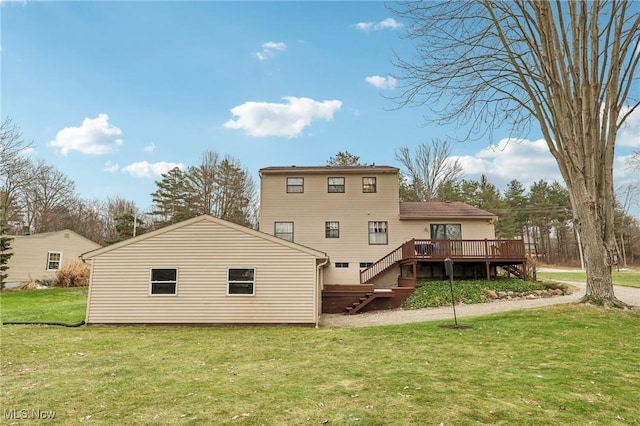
[
  {"xmin": 12, "ymin": 229, "xmax": 101, "ymax": 246},
  {"xmin": 82, "ymin": 215, "xmax": 327, "ymax": 260},
  {"xmin": 399, "ymin": 202, "xmax": 497, "ymax": 219}
]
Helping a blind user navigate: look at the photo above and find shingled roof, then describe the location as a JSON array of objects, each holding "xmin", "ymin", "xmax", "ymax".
[{"xmin": 399, "ymin": 202, "xmax": 497, "ymax": 219}]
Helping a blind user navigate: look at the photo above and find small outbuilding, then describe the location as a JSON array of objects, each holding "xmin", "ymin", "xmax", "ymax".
[
  {"xmin": 5, "ymin": 229, "xmax": 101, "ymax": 286},
  {"xmin": 82, "ymin": 215, "xmax": 328, "ymax": 326}
]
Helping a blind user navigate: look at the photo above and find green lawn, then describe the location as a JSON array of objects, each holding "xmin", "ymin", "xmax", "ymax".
[
  {"xmin": 0, "ymin": 287, "xmax": 88, "ymax": 323},
  {"xmin": 1, "ymin": 289, "xmax": 639, "ymax": 425},
  {"xmin": 537, "ymin": 268, "xmax": 640, "ymax": 288}
]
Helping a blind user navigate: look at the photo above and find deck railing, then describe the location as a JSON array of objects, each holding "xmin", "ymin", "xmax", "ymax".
[
  {"xmin": 360, "ymin": 238, "xmax": 526, "ymax": 283},
  {"xmin": 408, "ymin": 239, "xmax": 525, "ymax": 259}
]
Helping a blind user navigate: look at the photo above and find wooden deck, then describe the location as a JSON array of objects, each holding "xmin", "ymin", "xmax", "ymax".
[{"xmin": 361, "ymin": 238, "xmax": 527, "ymax": 284}]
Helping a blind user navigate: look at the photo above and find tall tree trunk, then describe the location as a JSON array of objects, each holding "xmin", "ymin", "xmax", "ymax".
[{"xmin": 572, "ymin": 187, "xmax": 626, "ymax": 307}]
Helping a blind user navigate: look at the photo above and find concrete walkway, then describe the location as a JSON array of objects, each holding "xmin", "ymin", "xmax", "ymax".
[{"xmin": 318, "ymin": 281, "xmax": 640, "ymax": 328}]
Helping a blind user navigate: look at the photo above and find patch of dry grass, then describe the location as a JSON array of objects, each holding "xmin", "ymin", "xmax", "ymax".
[{"xmin": 54, "ymin": 260, "xmax": 90, "ymax": 288}]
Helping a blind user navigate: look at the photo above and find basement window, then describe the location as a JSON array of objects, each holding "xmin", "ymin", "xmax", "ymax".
[
  {"xmin": 335, "ymin": 262, "xmax": 349, "ymax": 268},
  {"xmin": 150, "ymin": 268, "xmax": 178, "ymax": 295}
]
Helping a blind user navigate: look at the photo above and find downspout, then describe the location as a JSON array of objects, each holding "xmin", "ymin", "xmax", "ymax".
[{"xmin": 315, "ymin": 257, "xmax": 330, "ymax": 328}]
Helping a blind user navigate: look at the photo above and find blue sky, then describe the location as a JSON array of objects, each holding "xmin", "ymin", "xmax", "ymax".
[{"xmin": 2, "ymin": 1, "xmax": 639, "ymax": 215}]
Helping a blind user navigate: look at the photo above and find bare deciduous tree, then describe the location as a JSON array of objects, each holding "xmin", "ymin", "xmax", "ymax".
[
  {"xmin": 21, "ymin": 161, "xmax": 76, "ymax": 233},
  {"xmin": 0, "ymin": 117, "xmax": 35, "ymax": 223},
  {"xmin": 627, "ymin": 151, "xmax": 640, "ymax": 170},
  {"xmin": 393, "ymin": 0, "xmax": 640, "ymax": 307},
  {"xmin": 394, "ymin": 139, "xmax": 463, "ymax": 201}
]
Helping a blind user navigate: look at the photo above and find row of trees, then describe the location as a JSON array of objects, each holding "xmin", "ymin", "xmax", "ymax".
[
  {"xmin": 330, "ymin": 147, "xmax": 640, "ymax": 268},
  {"xmin": 390, "ymin": 1, "xmax": 639, "ymax": 306},
  {"xmin": 1, "ymin": 117, "xmax": 258, "ymax": 246},
  {"xmin": 150, "ymin": 151, "xmax": 256, "ymax": 228}
]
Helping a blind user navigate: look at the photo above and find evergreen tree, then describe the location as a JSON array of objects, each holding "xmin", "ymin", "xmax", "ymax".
[
  {"xmin": 502, "ymin": 180, "xmax": 529, "ymax": 239},
  {"xmin": 327, "ymin": 151, "xmax": 361, "ymax": 166},
  {"xmin": 0, "ymin": 218, "xmax": 13, "ymax": 290},
  {"xmin": 151, "ymin": 167, "xmax": 195, "ymax": 227}
]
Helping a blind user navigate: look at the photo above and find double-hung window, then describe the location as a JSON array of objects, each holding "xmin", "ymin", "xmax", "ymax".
[
  {"xmin": 228, "ymin": 268, "xmax": 255, "ymax": 295},
  {"xmin": 275, "ymin": 221, "xmax": 294, "ymax": 242},
  {"xmin": 328, "ymin": 177, "xmax": 345, "ymax": 193},
  {"xmin": 362, "ymin": 177, "xmax": 377, "ymax": 193},
  {"xmin": 150, "ymin": 268, "xmax": 178, "ymax": 295},
  {"xmin": 46, "ymin": 252, "xmax": 62, "ymax": 271},
  {"xmin": 368, "ymin": 221, "xmax": 388, "ymax": 245},
  {"xmin": 325, "ymin": 221, "xmax": 340, "ymax": 238},
  {"xmin": 286, "ymin": 177, "xmax": 304, "ymax": 193}
]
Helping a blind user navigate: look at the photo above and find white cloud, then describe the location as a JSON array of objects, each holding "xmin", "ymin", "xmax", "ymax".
[
  {"xmin": 355, "ymin": 18, "xmax": 403, "ymax": 32},
  {"xmin": 144, "ymin": 142, "xmax": 156, "ymax": 153},
  {"xmin": 103, "ymin": 161, "xmax": 120, "ymax": 173},
  {"xmin": 121, "ymin": 161, "xmax": 183, "ymax": 178},
  {"xmin": 454, "ymin": 138, "xmax": 562, "ymax": 188},
  {"xmin": 617, "ymin": 106, "xmax": 640, "ymax": 148},
  {"xmin": 255, "ymin": 41, "xmax": 286, "ymax": 61},
  {"xmin": 224, "ymin": 96, "xmax": 342, "ymax": 138},
  {"xmin": 49, "ymin": 113, "xmax": 123, "ymax": 156},
  {"xmin": 365, "ymin": 75, "xmax": 397, "ymax": 89}
]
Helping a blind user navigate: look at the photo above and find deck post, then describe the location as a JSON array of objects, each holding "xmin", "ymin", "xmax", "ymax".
[{"xmin": 485, "ymin": 261, "xmax": 491, "ymax": 281}]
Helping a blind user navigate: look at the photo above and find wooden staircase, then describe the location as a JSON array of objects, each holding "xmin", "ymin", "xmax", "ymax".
[
  {"xmin": 501, "ymin": 264, "xmax": 524, "ymax": 279},
  {"xmin": 345, "ymin": 289, "xmax": 394, "ymax": 315}
]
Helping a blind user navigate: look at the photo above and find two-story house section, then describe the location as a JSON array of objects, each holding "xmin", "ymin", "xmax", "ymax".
[
  {"xmin": 259, "ymin": 165, "xmax": 403, "ymax": 285},
  {"xmin": 260, "ymin": 165, "xmax": 527, "ymax": 296}
]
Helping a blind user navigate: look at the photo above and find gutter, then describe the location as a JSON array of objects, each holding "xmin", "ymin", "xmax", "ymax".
[{"xmin": 315, "ymin": 257, "xmax": 330, "ymax": 328}]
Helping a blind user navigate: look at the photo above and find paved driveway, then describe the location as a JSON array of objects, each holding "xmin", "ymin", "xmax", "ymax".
[{"xmin": 319, "ymin": 281, "xmax": 640, "ymax": 328}]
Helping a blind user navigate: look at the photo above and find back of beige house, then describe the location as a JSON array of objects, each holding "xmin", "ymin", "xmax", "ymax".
[{"xmin": 259, "ymin": 165, "xmax": 498, "ymax": 285}]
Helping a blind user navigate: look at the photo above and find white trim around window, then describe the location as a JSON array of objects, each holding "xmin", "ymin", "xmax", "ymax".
[
  {"xmin": 149, "ymin": 268, "xmax": 178, "ymax": 296},
  {"xmin": 46, "ymin": 251, "xmax": 62, "ymax": 271},
  {"xmin": 368, "ymin": 221, "xmax": 389, "ymax": 245},
  {"xmin": 227, "ymin": 268, "xmax": 256, "ymax": 296}
]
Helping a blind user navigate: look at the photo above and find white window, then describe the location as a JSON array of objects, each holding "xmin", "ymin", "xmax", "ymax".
[
  {"xmin": 287, "ymin": 177, "xmax": 304, "ymax": 193},
  {"xmin": 325, "ymin": 221, "xmax": 340, "ymax": 238},
  {"xmin": 46, "ymin": 252, "xmax": 62, "ymax": 271},
  {"xmin": 150, "ymin": 268, "xmax": 178, "ymax": 295},
  {"xmin": 275, "ymin": 222, "xmax": 294, "ymax": 242},
  {"xmin": 368, "ymin": 221, "xmax": 388, "ymax": 245},
  {"xmin": 328, "ymin": 177, "xmax": 345, "ymax": 193},
  {"xmin": 228, "ymin": 268, "xmax": 255, "ymax": 295}
]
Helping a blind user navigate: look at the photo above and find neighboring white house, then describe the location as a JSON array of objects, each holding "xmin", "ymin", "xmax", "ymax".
[
  {"xmin": 5, "ymin": 229, "xmax": 101, "ymax": 286},
  {"xmin": 82, "ymin": 215, "xmax": 328, "ymax": 326}
]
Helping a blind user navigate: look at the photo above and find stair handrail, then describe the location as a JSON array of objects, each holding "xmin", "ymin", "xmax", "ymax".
[{"xmin": 360, "ymin": 242, "xmax": 406, "ymax": 283}]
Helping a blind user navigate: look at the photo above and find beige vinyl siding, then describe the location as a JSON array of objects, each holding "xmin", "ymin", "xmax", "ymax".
[
  {"xmin": 261, "ymin": 170, "xmax": 497, "ymax": 284},
  {"xmin": 395, "ymin": 219, "xmax": 496, "ymax": 242},
  {"xmin": 86, "ymin": 218, "xmax": 321, "ymax": 324},
  {"xmin": 6, "ymin": 230, "xmax": 101, "ymax": 283},
  {"xmin": 260, "ymin": 171, "xmax": 400, "ymax": 282}
]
